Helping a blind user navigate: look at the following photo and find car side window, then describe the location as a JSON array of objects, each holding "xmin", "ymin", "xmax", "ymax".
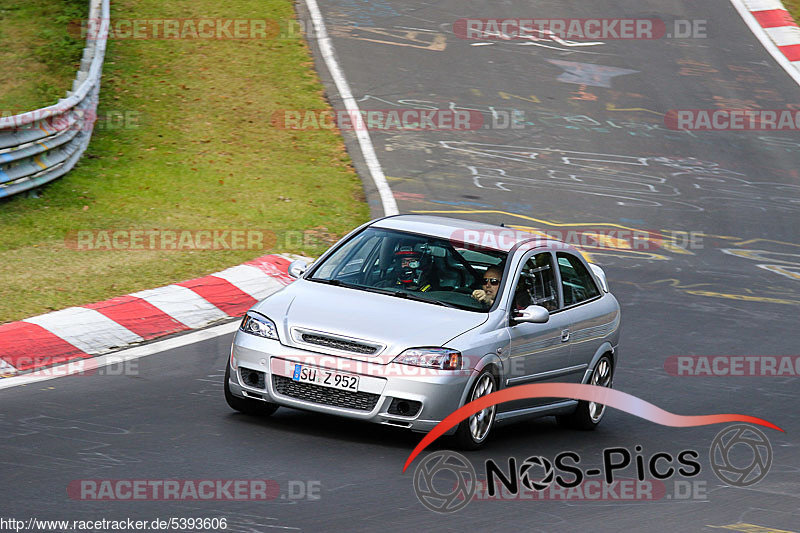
[
  {"xmin": 557, "ymin": 253, "xmax": 600, "ymax": 307},
  {"xmin": 512, "ymin": 252, "xmax": 559, "ymax": 312},
  {"xmin": 339, "ymin": 235, "xmax": 380, "ymax": 276}
]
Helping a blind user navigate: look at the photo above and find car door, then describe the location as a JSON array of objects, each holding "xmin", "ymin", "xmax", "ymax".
[
  {"xmin": 555, "ymin": 252, "xmax": 613, "ymax": 372},
  {"xmin": 502, "ymin": 250, "xmax": 577, "ymax": 410}
]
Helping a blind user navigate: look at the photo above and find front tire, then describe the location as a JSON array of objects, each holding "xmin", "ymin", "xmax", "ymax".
[
  {"xmin": 453, "ymin": 370, "xmax": 498, "ymax": 450},
  {"xmin": 557, "ymin": 354, "xmax": 613, "ymax": 430},
  {"xmin": 224, "ymin": 364, "xmax": 279, "ymax": 416}
]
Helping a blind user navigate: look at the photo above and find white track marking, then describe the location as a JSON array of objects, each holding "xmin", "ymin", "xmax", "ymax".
[
  {"xmin": 302, "ymin": 0, "xmax": 399, "ymax": 216},
  {"xmin": 744, "ymin": 0, "xmax": 787, "ymax": 11},
  {"xmin": 0, "ymin": 321, "xmax": 240, "ymax": 390},
  {"xmin": 764, "ymin": 25, "xmax": 800, "ymax": 46},
  {"xmin": 131, "ymin": 285, "xmax": 229, "ymax": 328},
  {"xmin": 729, "ymin": 0, "xmax": 800, "ymax": 86},
  {"xmin": 212, "ymin": 265, "xmax": 286, "ymax": 300},
  {"xmin": 24, "ymin": 308, "xmax": 143, "ymax": 354},
  {"xmin": 0, "ymin": 358, "xmax": 17, "ymax": 375}
]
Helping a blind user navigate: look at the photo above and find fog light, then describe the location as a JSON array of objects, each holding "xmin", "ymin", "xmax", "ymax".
[{"xmin": 388, "ymin": 398, "xmax": 421, "ymax": 417}]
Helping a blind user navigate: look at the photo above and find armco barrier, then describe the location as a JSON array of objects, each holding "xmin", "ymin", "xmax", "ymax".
[{"xmin": 0, "ymin": 0, "xmax": 109, "ymax": 198}]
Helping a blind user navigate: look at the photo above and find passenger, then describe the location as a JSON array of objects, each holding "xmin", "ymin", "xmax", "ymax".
[{"xmin": 471, "ymin": 265, "xmax": 502, "ymax": 307}]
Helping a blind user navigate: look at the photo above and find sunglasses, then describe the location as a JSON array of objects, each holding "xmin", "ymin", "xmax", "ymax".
[{"xmin": 482, "ymin": 278, "xmax": 500, "ymax": 286}]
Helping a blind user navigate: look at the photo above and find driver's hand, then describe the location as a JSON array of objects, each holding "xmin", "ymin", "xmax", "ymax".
[{"xmin": 472, "ymin": 289, "xmax": 491, "ymax": 304}]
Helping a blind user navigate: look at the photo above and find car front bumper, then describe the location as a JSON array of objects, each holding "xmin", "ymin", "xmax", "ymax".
[{"xmin": 228, "ymin": 331, "xmax": 475, "ymax": 434}]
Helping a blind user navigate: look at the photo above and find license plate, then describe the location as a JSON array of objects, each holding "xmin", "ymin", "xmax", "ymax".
[{"xmin": 292, "ymin": 364, "xmax": 360, "ymax": 392}]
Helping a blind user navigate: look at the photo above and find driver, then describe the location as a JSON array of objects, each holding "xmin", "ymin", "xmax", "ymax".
[
  {"xmin": 382, "ymin": 245, "xmax": 434, "ymax": 292},
  {"xmin": 472, "ymin": 265, "xmax": 502, "ymax": 308}
]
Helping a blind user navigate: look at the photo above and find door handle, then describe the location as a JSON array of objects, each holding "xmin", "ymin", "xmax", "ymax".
[{"xmin": 561, "ymin": 329, "xmax": 570, "ymax": 342}]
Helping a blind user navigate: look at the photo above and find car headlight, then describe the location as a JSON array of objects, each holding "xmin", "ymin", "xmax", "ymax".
[
  {"xmin": 239, "ymin": 312, "xmax": 279, "ymax": 341},
  {"xmin": 393, "ymin": 347, "xmax": 462, "ymax": 370}
]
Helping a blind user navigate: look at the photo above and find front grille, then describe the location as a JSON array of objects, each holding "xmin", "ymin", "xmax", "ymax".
[
  {"xmin": 272, "ymin": 375, "xmax": 380, "ymax": 411},
  {"xmin": 300, "ymin": 333, "xmax": 378, "ymax": 355}
]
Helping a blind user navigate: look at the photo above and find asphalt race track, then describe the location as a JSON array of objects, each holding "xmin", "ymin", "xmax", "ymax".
[{"xmin": 1, "ymin": 0, "xmax": 799, "ymax": 531}]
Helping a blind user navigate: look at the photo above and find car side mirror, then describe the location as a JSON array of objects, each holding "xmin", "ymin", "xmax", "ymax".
[
  {"xmin": 513, "ymin": 305, "xmax": 550, "ymax": 324},
  {"xmin": 288, "ymin": 259, "xmax": 308, "ymax": 279}
]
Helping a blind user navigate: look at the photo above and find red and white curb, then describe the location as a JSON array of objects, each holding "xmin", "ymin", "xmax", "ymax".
[
  {"xmin": 0, "ymin": 254, "xmax": 306, "ymax": 378},
  {"xmin": 732, "ymin": 0, "xmax": 800, "ymax": 84}
]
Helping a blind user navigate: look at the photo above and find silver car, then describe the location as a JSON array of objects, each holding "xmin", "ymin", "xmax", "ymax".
[{"xmin": 225, "ymin": 215, "xmax": 621, "ymax": 448}]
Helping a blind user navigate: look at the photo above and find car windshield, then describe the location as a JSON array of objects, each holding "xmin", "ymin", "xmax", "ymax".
[{"xmin": 307, "ymin": 227, "xmax": 507, "ymax": 312}]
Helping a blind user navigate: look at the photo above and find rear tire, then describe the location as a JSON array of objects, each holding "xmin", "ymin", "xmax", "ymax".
[
  {"xmin": 557, "ymin": 354, "xmax": 613, "ymax": 430},
  {"xmin": 453, "ymin": 370, "xmax": 498, "ymax": 450},
  {"xmin": 224, "ymin": 364, "xmax": 279, "ymax": 416}
]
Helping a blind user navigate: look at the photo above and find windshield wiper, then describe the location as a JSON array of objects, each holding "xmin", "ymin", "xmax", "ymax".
[
  {"xmin": 311, "ymin": 278, "xmax": 342, "ymax": 286},
  {"xmin": 392, "ymin": 291, "xmax": 458, "ymax": 309},
  {"xmin": 310, "ymin": 279, "xmax": 396, "ymax": 296}
]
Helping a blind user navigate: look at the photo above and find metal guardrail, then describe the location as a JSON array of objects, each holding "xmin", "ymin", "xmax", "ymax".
[{"xmin": 0, "ymin": 0, "xmax": 109, "ymax": 199}]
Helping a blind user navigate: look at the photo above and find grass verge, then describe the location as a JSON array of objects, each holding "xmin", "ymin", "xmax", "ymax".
[
  {"xmin": 0, "ymin": 0, "xmax": 369, "ymax": 323},
  {"xmin": 0, "ymin": 0, "xmax": 86, "ymax": 112},
  {"xmin": 785, "ymin": 0, "xmax": 800, "ymax": 23}
]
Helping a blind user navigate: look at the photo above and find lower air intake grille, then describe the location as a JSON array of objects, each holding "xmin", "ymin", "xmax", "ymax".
[{"xmin": 272, "ymin": 375, "xmax": 380, "ymax": 411}]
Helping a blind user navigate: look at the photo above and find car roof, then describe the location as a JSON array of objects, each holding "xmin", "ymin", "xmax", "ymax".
[{"xmin": 370, "ymin": 214, "xmax": 578, "ymax": 253}]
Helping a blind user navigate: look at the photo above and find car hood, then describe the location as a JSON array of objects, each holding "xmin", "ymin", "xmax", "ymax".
[{"xmin": 252, "ymin": 280, "xmax": 488, "ymax": 364}]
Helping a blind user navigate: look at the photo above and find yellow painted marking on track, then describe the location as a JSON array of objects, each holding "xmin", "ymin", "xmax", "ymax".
[
  {"xmin": 415, "ymin": 209, "xmax": 686, "ymax": 258},
  {"xmin": 582, "ymin": 232, "xmax": 631, "ymax": 249},
  {"xmin": 605, "ymin": 103, "xmax": 664, "ymax": 116},
  {"xmin": 707, "ymin": 523, "xmax": 797, "ymax": 533},
  {"xmin": 760, "ymin": 265, "xmax": 800, "ymax": 281},
  {"xmin": 657, "ymin": 240, "xmax": 694, "ymax": 255},
  {"xmin": 470, "ymin": 88, "xmax": 483, "ymax": 97},
  {"xmin": 504, "ymin": 224, "xmax": 671, "ymax": 261},
  {"xmin": 686, "ymin": 290, "xmax": 800, "ymax": 306},
  {"xmin": 650, "ymin": 279, "xmax": 716, "ymax": 289},
  {"xmin": 33, "ymin": 156, "xmax": 47, "ymax": 169},
  {"xmin": 663, "ymin": 233, "xmax": 800, "ymax": 250},
  {"xmin": 580, "ymin": 248, "xmax": 670, "ymax": 260},
  {"xmin": 648, "ymin": 280, "xmax": 800, "ymax": 305},
  {"xmin": 497, "ymin": 91, "xmax": 541, "ymax": 104},
  {"xmin": 413, "ymin": 209, "xmax": 656, "ymax": 233},
  {"xmin": 335, "ymin": 26, "xmax": 447, "ymax": 51},
  {"xmin": 724, "ymin": 249, "xmax": 800, "ymax": 262},
  {"xmin": 411, "ymin": 210, "xmax": 800, "ymax": 264},
  {"xmin": 690, "ymin": 233, "xmax": 741, "ymax": 240},
  {"xmin": 38, "ymin": 142, "xmax": 48, "ymax": 150},
  {"xmin": 733, "ymin": 238, "xmax": 800, "ymax": 249},
  {"xmin": 723, "ymin": 249, "xmax": 765, "ymax": 261}
]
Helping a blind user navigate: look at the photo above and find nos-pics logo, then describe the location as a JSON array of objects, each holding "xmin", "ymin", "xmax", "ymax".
[{"xmin": 412, "ymin": 424, "xmax": 773, "ymax": 513}]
